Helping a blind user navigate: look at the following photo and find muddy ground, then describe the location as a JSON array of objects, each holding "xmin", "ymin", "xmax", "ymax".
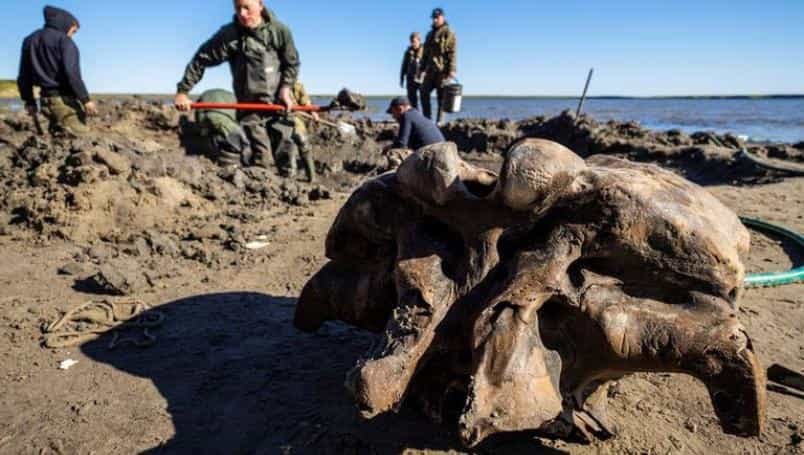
[{"xmin": 0, "ymin": 99, "xmax": 802, "ymax": 454}]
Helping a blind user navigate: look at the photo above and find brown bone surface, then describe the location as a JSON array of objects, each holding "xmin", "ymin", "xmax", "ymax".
[{"xmin": 294, "ymin": 139, "xmax": 766, "ymax": 447}]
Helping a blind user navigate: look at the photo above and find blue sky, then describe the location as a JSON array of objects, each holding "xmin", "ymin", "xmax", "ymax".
[{"xmin": 1, "ymin": 1, "xmax": 803, "ymax": 96}]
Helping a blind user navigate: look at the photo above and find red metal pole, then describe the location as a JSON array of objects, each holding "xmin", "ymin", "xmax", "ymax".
[{"xmin": 190, "ymin": 102, "xmax": 327, "ymax": 112}]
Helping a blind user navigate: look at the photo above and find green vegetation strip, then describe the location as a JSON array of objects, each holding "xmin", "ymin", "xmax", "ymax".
[
  {"xmin": 0, "ymin": 80, "xmax": 20, "ymax": 99},
  {"xmin": 742, "ymin": 217, "xmax": 804, "ymax": 288}
]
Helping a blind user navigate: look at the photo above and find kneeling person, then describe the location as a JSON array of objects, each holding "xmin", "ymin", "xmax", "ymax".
[
  {"xmin": 193, "ymin": 89, "xmax": 252, "ymax": 166},
  {"xmin": 387, "ymin": 96, "xmax": 445, "ymax": 150}
]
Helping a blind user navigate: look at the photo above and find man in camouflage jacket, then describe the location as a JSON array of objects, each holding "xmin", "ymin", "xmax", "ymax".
[{"xmin": 418, "ymin": 8, "xmax": 457, "ymax": 124}]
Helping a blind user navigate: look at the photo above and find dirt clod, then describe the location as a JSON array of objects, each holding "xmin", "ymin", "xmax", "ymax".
[{"xmin": 87, "ymin": 261, "xmax": 151, "ymax": 295}]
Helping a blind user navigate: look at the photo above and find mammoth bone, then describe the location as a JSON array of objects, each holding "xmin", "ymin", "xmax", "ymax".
[{"xmin": 294, "ymin": 139, "xmax": 766, "ymax": 447}]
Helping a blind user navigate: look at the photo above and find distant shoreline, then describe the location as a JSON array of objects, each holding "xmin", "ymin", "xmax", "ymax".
[
  {"xmin": 2, "ymin": 92, "xmax": 802, "ymax": 143},
  {"xmin": 1, "ymin": 91, "xmax": 803, "ymax": 102},
  {"xmin": 1, "ymin": 79, "xmax": 803, "ymax": 100},
  {"xmin": 356, "ymin": 94, "xmax": 804, "ymax": 100},
  {"xmin": 81, "ymin": 93, "xmax": 804, "ymax": 100},
  {"xmin": 443, "ymin": 94, "xmax": 804, "ymax": 100}
]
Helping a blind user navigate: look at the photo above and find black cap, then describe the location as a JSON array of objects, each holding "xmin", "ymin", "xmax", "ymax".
[
  {"xmin": 386, "ymin": 96, "xmax": 410, "ymax": 114},
  {"xmin": 431, "ymin": 8, "xmax": 444, "ymax": 18}
]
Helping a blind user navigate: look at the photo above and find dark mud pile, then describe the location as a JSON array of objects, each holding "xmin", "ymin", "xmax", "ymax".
[
  {"xmin": 0, "ymin": 101, "xmax": 800, "ymax": 294},
  {"xmin": 443, "ymin": 112, "xmax": 804, "ymax": 185},
  {"xmin": 0, "ymin": 99, "xmax": 381, "ymax": 242},
  {"xmin": 0, "ymin": 99, "xmax": 373, "ymax": 294},
  {"xmin": 350, "ymin": 111, "xmax": 803, "ymax": 186}
]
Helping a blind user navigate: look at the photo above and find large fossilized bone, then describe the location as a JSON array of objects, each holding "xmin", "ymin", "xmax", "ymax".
[{"xmin": 294, "ymin": 139, "xmax": 765, "ymax": 447}]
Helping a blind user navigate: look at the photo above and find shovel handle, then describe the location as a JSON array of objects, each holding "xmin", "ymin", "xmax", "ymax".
[
  {"xmin": 190, "ymin": 102, "xmax": 328, "ymax": 112},
  {"xmin": 296, "ymin": 111, "xmax": 336, "ymax": 128}
]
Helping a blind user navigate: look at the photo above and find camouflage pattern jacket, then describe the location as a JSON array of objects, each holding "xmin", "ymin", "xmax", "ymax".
[
  {"xmin": 291, "ymin": 80, "xmax": 311, "ymax": 106},
  {"xmin": 421, "ymin": 23, "xmax": 457, "ymax": 79}
]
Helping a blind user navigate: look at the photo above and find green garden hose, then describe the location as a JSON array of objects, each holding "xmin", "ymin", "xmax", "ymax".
[{"xmin": 741, "ymin": 217, "xmax": 804, "ymax": 288}]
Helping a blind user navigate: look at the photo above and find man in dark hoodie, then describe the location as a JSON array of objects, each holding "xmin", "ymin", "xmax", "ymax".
[
  {"xmin": 175, "ymin": 0, "xmax": 300, "ymax": 173},
  {"xmin": 17, "ymin": 6, "xmax": 97, "ymax": 136}
]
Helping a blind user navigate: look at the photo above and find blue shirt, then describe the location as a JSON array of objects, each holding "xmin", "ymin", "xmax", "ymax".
[{"xmin": 394, "ymin": 108, "xmax": 446, "ymax": 150}]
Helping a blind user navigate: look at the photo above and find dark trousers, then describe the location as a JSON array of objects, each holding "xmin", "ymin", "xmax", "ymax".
[
  {"xmin": 419, "ymin": 76, "xmax": 445, "ymax": 123},
  {"xmin": 210, "ymin": 129, "xmax": 252, "ymax": 166},
  {"xmin": 239, "ymin": 112, "xmax": 294, "ymax": 170},
  {"xmin": 406, "ymin": 79, "xmax": 421, "ymax": 110}
]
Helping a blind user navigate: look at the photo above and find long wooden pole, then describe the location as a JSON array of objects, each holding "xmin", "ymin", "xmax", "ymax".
[
  {"xmin": 296, "ymin": 111, "xmax": 358, "ymax": 137},
  {"xmin": 576, "ymin": 68, "xmax": 594, "ymax": 118}
]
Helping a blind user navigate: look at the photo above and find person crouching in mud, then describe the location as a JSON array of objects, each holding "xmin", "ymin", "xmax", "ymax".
[
  {"xmin": 386, "ymin": 96, "xmax": 445, "ymax": 151},
  {"xmin": 174, "ymin": 0, "xmax": 300, "ymax": 174}
]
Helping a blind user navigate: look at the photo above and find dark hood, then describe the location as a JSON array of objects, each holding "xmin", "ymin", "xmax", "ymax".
[{"xmin": 44, "ymin": 5, "xmax": 79, "ymax": 33}]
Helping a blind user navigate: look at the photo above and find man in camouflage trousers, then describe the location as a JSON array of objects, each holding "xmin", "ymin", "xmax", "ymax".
[
  {"xmin": 418, "ymin": 8, "xmax": 457, "ymax": 125},
  {"xmin": 18, "ymin": 6, "xmax": 98, "ymax": 136},
  {"xmin": 288, "ymin": 81, "xmax": 317, "ymax": 182},
  {"xmin": 175, "ymin": 0, "xmax": 300, "ymax": 173}
]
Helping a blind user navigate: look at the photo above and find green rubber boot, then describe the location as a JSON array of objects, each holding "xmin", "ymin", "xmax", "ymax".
[
  {"xmin": 304, "ymin": 155, "xmax": 316, "ymax": 183},
  {"xmin": 295, "ymin": 132, "xmax": 316, "ymax": 183}
]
